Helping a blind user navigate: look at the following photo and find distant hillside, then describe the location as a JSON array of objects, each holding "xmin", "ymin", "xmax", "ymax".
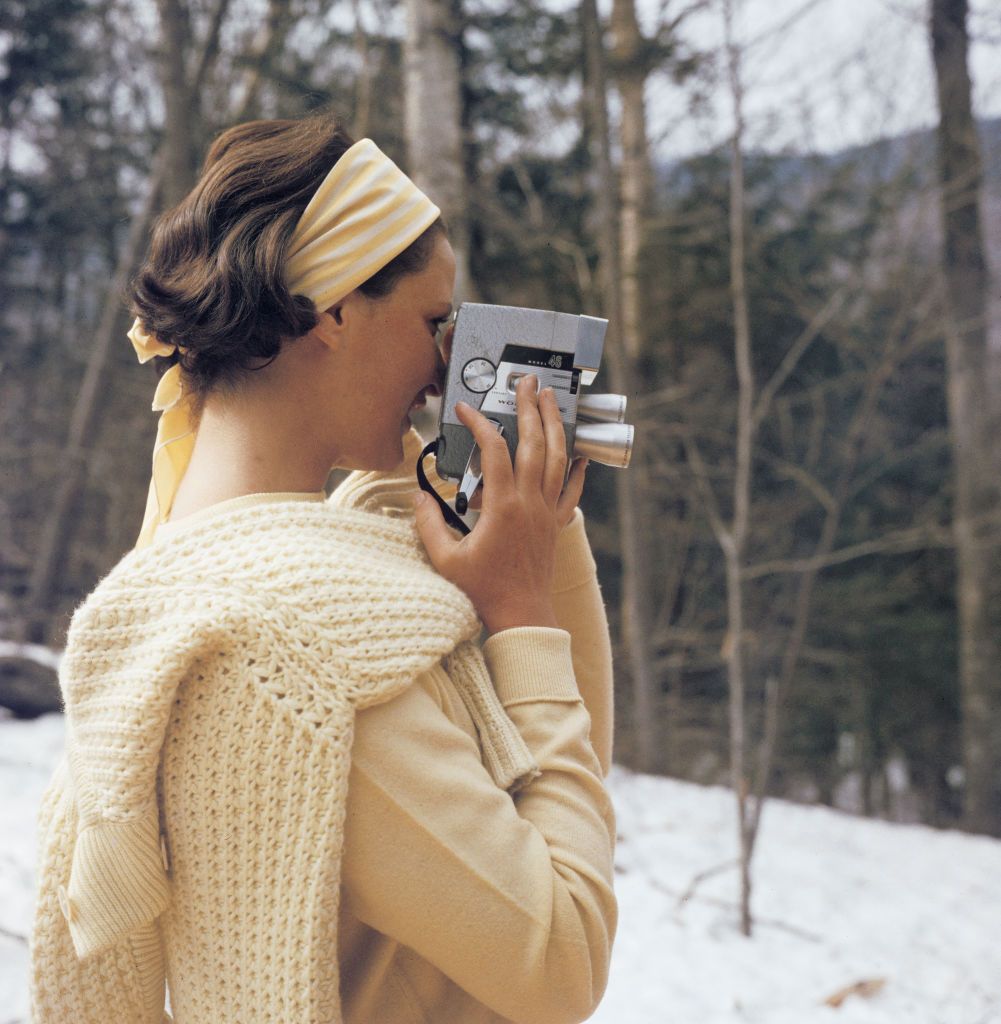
[
  {"xmin": 657, "ymin": 115, "xmax": 1001, "ymax": 195},
  {"xmin": 818, "ymin": 114, "xmax": 1001, "ymax": 187}
]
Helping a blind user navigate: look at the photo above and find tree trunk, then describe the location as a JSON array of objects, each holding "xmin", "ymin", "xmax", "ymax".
[
  {"xmin": 24, "ymin": 150, "xmax": 169, "ymax": 644},
  {"xmin": 24, "ymin": 0, "xmax": 230, "ymax": 647},
  {"xmin": 610, "ymin": 0, "xmax": 651, "ymax": 364},
  {"xmin": 930, "ymin": 0, "xmax": 1001, "ymax": 837},
  {"xmin": 403, "ymin": 0, "xmax": 476, "ymax": 300},
  {"xmin": 580, "ymin": 0, "xmax": 658, "ymax": 773},
  {"xmin": 233, "ymin": 0, "xmax": 295, "ymax": 123},
  {"xmin": 722, "ymin": 0, "xmax": 754, "ymax": 937},
  {"xmin": 351, "ymin": 0, "xmax": 373, "ymax": 139},
  {"xmin": 156, "ymin": 0, "xmax": 199, "ymax": 205}
]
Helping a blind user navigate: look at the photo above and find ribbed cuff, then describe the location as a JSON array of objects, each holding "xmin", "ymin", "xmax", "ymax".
[
  {"xmin": 482, "ymin": 626, "xmax": 581, "ymax": 706},
  {"xmin": 552, "ymin": 507, "xmax": 598, "ymax": 594},
  {"xmin": 65, "ymin": 805, "xmax": 170, "ymax": 959}
]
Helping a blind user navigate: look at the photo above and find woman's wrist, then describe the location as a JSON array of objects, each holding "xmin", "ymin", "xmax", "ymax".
[{"xmin": 483, "ymin": 603, "xmax": 560, "ymax": 636}]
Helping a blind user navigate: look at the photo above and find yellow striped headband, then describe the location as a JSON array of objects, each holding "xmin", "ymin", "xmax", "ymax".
[{"xmin": 127, "ymin": 137, "xmax": 441, "ymax": 549}]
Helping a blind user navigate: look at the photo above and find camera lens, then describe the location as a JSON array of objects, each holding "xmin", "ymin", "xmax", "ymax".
[{"xmin": 573, "ymin": 422, "xmax": 634, "ymax": 469}]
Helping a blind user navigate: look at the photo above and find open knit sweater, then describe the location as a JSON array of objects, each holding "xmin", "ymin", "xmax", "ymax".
[{"xmin": 29, "ymin": 428, "xmax": 616, "ymax": 1023}]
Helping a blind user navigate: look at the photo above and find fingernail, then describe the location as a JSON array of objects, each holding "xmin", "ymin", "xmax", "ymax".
[
  {"xmin": 456, "ymin": 401, "xmax": 468, "ymax": 411},
  {"xmin": 413, "ymin": 492, "xmax": 427, "ymax": 507}
]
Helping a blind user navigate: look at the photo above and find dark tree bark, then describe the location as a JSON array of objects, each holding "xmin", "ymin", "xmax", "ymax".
[
  {"xmin": 930, "ymin": 0, "xmax": 1001, "ymax": 837},
  {"xmin": 233, "ymin": 0, "xmax": 294, "ymax": 123},
  {"xmin": 156, "ymin": 0, "xmax": 199, "ymax": 205},
  {"xmin": 24, "ymin": 150, "xmax": 169, "ymax": 646},
  {"xmin": 21, "ymin": 0, "xmax": 229, "ymax": 656}
]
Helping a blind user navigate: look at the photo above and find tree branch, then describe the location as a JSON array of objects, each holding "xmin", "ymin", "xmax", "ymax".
[
  {"xmin": 752, "ymin": 288, "xmax": 847, "ymax": 431},
  {"xmin": 682, "ymin": 429, "xmax": 733, "ymax": 554},
  {"xmin": 742, "ymin": 520, "xmax": 957, "ymax": 579}
]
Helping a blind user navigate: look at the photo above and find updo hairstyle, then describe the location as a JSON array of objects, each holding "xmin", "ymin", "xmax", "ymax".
[{"xmin": 126, "ymin": 112, "xmax": 445, "ymax": 412}]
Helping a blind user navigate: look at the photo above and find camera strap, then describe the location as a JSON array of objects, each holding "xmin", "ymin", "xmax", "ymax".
[{"xmin": 416, "ymin": 440, "xmax": 472, "ymax": 535}]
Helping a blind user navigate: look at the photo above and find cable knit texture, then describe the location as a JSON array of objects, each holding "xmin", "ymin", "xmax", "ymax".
[{"xmin": 28, "ymin": 429, "xmax": 545, "ymax": 1024}]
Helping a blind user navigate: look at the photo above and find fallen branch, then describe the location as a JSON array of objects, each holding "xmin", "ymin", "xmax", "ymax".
[
  {"xmin": 676, "ymin": 858, "xmax": 739, "ymax": 909},
  {"xmin": 0, "ymin": 924, "xmax": 27, "ymax": 944},
  {"xmin": 645, "ymin": 872, "xmax": 823, "ymax": 943}
]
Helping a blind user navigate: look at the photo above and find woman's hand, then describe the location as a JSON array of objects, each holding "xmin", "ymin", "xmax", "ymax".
[{"xmin": 413, "ymin": 373, "xmax": 588, "ymax": 635}]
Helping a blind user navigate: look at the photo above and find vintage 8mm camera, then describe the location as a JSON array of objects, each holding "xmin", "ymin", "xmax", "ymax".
[{"xmin": 417, "ymin": 302, "xmax": 634, "ymax": 532}]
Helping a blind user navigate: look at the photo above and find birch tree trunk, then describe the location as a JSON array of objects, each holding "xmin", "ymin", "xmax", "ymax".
[
  {"xmin": 580, "ymin": 0, "xmax": 658, "ymax": 772},
  {"xmin": 930, "ymin": 0, "xmax": 1001, "ymax": 837},
  {"xmin": 722, "ymin": 0, "xmax": 754, "ymax": 936},
  {"xmin": 403, "ymin": 0, "xmax": 476, "ymax": 300},
  {"xmin": 610, "ymin": 0, "xmax": 651, "ymax": 365}
]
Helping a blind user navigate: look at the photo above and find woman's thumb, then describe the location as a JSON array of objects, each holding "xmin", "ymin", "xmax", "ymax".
[{"xmin": 411, "ymin": 491, "xmax": 453, "ymax": 567}]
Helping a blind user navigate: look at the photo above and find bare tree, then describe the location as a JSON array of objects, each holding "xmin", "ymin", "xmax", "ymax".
[
  {"xmin": 610, "ymin": 0, "xmax": 652, "ymax": 365},
  {"xmin": 22, "ymin": 0, "xmax": 231, "ymax": 649},
  {"xmin": 404, "ymin": 0, "xmax": 476, "ymax": 299},
  {"xmin": 930, "ymin": 0, "xmax": 1001, "ymax": 837},
  {"xmin": 720, "ymin": 0, "xmax": 754, "ymax": 935},
  {"xmin": 351, "ymin": 0, "xmax": 374, "ymax": 138},
  {"xmin": 580, "ymin": 0, "xmax": 658, "ymax": 772},
  {"xmin": 156, "ymin": 0, "xmax": 199, "ymax": 205},
  {"xmin": 232, "ymin": 0, "xmax": 295, "ymax": 123},
  {"xmin": 681, "ymin": 0, "xmax": 956, "ymax": 933}
]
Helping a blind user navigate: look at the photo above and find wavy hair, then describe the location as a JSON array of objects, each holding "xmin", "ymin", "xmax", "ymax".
[{"xmin": 126, "ymin": 112, "xmax": 445, "ymax": 409}]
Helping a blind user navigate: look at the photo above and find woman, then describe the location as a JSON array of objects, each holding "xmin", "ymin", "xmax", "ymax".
[{"xmin": 29, "ymin": 112, "xmax": 616, "ymax": 1024}]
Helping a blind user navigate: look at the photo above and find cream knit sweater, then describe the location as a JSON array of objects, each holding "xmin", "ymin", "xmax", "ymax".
[{"xmin": 29, "ymin": 428, "xmax": 616, "ymax": 1023}]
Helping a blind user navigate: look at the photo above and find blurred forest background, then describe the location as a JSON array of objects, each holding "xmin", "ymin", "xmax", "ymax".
[{"xmin": 1, "ymin": 0, "xmax": 1000, "ymax": 921}]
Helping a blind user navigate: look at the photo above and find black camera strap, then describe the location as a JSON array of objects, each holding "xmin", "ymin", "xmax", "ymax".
[{"xmin": 416, "ymin": 440, "xmax": 472, "ymax": 536}]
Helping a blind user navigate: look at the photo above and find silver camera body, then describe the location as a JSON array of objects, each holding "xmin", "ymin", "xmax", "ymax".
[{"xmin": 433, "ymin": 302, "xmax": 633, "ymax": 516}]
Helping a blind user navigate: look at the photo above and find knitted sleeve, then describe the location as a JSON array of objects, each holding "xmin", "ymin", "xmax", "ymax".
[
  {"xmin": 30, "ymin": 757, "xmax": 169, "ymax": 1024},
  {"xmin": 341, "ymin": 631, "xmax": 616, "ymax": 1024}
]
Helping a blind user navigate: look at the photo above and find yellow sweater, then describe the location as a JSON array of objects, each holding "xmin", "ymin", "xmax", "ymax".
[{"xmin": 29, "ymin": 428, "xmax": 616, "ymax": 1023}]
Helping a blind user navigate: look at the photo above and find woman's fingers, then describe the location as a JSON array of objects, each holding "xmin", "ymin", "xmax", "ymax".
[
  {"xmin": 556, "ymin": 456, "xmax": 588, "ymax": 526},
  {"xmin": 455, "ymin": 378, "xmax": 583, "ymax": 521},
  {"xmin": 412, "ymin": 490, "xmax": 458, "ymax": 570},
  {"xmin": 454, "ymin": 401, "xmax": 514, "ymax": 502},
  {"xmin": 513, "ymin": 374, "xmax": 546, "ymax": 491},
  {"xmin": 539, "ymin": 386, "xmax": 569, "ymax": 507}
]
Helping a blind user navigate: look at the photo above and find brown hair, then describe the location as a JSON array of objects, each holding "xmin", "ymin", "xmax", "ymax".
[{"xmin": 126, "ymin": 112, "xmax": 445, "ymax": 410}]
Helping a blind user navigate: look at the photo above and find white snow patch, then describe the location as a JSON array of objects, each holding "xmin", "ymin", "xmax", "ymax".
[
  {"xmin": 0, "ymin": 641, "xmax": 62, "ymax": 671},
  {"xmin": 1, "ymin": 713, "xmax": 999, "ymax": 1023}
]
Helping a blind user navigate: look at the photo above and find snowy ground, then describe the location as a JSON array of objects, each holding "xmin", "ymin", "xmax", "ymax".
[{"xmin": 2, "ymin": 711, "xmax": 999, "ymax": 1023}]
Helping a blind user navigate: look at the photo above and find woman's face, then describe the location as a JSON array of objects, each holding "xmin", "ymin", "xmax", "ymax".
[{"xmin": 325, "ymin": 234, "xmax": 457, "ymax": 471}]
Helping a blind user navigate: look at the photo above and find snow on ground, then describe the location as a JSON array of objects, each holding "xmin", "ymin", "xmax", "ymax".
[
  {"xmin": 2, "ymin": 711, "xmax": 999, "ymax": 1023},
  {"xmin": 0, "ymin": 712, "xmax": 65, "ymax": 1023},
  {"xmin": 591, "ymin": 767, "xmax": 1000, "ymax": 1024}
]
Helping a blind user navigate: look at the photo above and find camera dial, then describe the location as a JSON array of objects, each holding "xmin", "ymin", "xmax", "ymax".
[{"xmin": 461, "ymin": 358, "xmax": 497, "ymax": 393}]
